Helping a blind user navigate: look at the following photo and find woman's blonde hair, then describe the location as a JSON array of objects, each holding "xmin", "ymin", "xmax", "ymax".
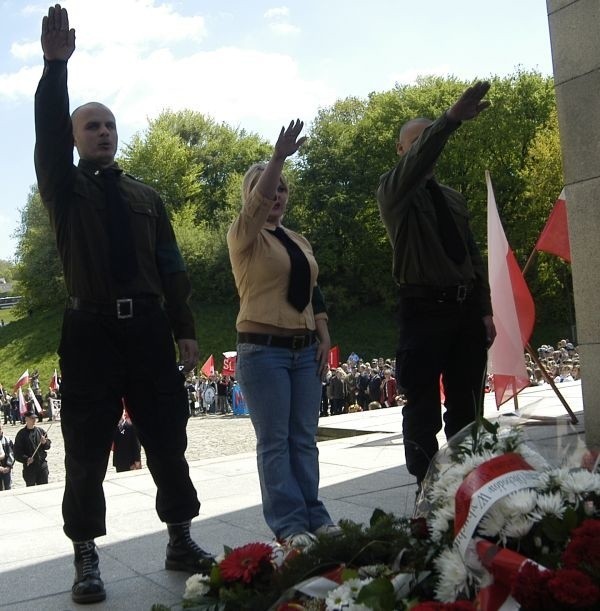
[{"xmin": 242, "ymin": 163, "xmax": 289, "ymax": 204}]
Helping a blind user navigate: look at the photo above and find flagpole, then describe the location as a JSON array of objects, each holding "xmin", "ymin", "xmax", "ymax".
[
  {"xmin": 525, "ymin": 343, "xmax": 578, "ymax": 424},
  {"xmin": 521, "ymin": 247, "xmax": 538, "ymax": 277},
  {"xmin": 30, "ymin": 422, "xmax": 54, "ymax": 460}
]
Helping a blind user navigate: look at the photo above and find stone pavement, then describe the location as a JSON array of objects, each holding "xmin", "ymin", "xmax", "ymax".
[{"xmin": 0, "ymin": 381, "xmax": 585, "ymax": 610}]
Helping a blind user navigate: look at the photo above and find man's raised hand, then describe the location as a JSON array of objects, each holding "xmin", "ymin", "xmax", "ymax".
[
  {"xmin": 447, "ymin": 81, "xmax": 491, "ymax": 123},
  {"xmin": 41, "ymin": 4, "xmax": 75, "ymax": 62}
]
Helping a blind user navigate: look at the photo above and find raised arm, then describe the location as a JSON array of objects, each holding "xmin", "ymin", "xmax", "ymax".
[{"xmin": 35, "ymin": 4, "xmax": 77, "ymax": 207}]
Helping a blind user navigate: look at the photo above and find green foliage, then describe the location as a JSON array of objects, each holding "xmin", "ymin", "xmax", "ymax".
[
  {"xmin": 13, "ymin": 187, "xmax": 65, "ymax": 312},
  {"xmin": 0, "ymin": 259, "xmax": 15, "ymax": 282}
]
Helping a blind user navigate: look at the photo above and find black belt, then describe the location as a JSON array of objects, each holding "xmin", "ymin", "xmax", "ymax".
[
  {"xmin": 398, "ymin": 284, "xmax": 473, "ymax": 303},
  {"xmin": 237, "ymin": 332, "xmax": 317, "ymax": 350},
  {"xmin": 67, "ymin": 296, "xmax": 161, "ymax": 319}
]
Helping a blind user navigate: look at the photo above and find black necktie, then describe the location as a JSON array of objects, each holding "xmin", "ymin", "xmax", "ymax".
[
  {"xmin": 426, "ymin": 179, "xmax": 467, "ymax": 264},
  {"xmin": 267, "ymin": 227, "xmax": 311, "ymax": 312},
  {"xmin": 102, "ymin": 169, "xmax": 139, "ymax": 282}
]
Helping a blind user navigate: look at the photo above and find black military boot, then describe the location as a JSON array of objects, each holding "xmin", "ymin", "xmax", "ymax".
[
  {"xmin": 71, "ymin": 540, "xmax": 106, "ymax": 604},
  {"xmin": 165, "ymin": 521, "xmax": 215, "ymax": 572}
]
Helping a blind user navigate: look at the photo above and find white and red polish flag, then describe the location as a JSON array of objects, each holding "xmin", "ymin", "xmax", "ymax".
[
  {"xmin": 14, "ymin": 369, "xmax": 29, "ymax": 392},
  {"xmin": 486, "ymin": 171, "xmax": 535, "ymax": 407},
  {"xmin": 535, "ymin": 189, "xmax": 571, "ymax": 262},
  {"xmin": 31, "ymin": 392, "xmax": 43, "ymax": 414},
  {"xmin": 222, "ymin": 351, "xmax": 237, "ymax": 376},
  {"xmin": 49, "ymin": 368, "xmax": 59, "ymax": 391},
  {"xmin": 18, "ymin": 386, "xmax": 28, "ymax": 417}
]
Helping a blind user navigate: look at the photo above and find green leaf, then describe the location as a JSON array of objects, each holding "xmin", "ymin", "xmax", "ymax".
[{"xmin": 355, "ymin": 577, "xmax": 396, "ymax": 610}]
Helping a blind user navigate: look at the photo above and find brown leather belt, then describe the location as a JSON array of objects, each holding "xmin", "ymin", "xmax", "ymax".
[
  {"xmin": 68, "ymin": 296, "xmax": 161, "ymax": 319},
  {"xmin": 237, "ymin": 332, "xmax": 317, "ymax": 350}
]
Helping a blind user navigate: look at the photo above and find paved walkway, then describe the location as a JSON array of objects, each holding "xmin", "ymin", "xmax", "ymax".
[{"xmin": 0, "ymin": 382, "xmax": 585, "ymax": 610}]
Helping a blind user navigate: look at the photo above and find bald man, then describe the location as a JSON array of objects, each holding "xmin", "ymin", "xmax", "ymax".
[
  {"xmin": 377, "ymin": 82, "xmax": 496, "ymax": 494},
  {"xmin": 34, "ymin": 4, "xmax": 213, "ymax": 605}
]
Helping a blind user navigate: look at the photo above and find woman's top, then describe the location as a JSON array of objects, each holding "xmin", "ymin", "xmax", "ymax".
[{"xmin": 227, "ymin": 188, "xmax": 326, "ymax": 332}]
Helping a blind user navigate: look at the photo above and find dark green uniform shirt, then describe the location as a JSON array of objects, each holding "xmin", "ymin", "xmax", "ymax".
[
  {"xmin": 34, "ymin": 60, "xmax": 195, "ymax": 340},
  {"xmin": 377, "ymin": 113, "xmax": 492, "ymax": 316}
]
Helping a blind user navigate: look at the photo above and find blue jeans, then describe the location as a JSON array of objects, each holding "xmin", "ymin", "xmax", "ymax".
[{"xmin": 236, "ymin": 342, "xmax": 333, "ymax": 538}]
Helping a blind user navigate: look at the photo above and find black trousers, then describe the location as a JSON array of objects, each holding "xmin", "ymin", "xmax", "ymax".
[
  {"xmin": 395, "ymin": 296, "xmax": 487, "ymax": 483},
  {"xmin": 58, "ymin": 307, "xmax": 200, "ymax": 541},
  {"xmin": 23, "ymin": 461, "xmax": 49, "ymax": 486}
]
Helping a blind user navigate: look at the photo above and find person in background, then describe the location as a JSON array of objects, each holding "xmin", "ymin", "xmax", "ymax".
[
  {"xmin": 112, "ymin": 408, "xmax": 142, "ymax": 473},
  {"xmin": 227, "ymin": 120, "xmax": 340, "ymax": 549},
  {"xmin": 0, "ymin": 423, "xmax": 15, "ymax": 490},
  {"xmin": 13, "ymin": 411, "xmax": 51, "ymax": 486}
]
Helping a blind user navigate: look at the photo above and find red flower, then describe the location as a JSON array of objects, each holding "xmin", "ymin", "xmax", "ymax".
[
  {"xmin": 219, "ymin": 542, "xmax": 274, "ymax": 584},
  {"xmin": 511, "ymin": 562, "xmax": 553, "ymax": 611},
  {"xmin": 548, "ymin": 568, "xmax": 600, "ymax": 608},
  {"xmin": 562, "ymin": 519, "xmax": 600, "ymax": 576}
]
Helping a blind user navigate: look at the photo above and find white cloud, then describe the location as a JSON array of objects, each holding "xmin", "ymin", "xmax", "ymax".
[
  {"xmin": 10, "ymin": 40, "xmax": 39, "ymax": 61},
  {"xmin": 390, "ymin": 65, "xmax": 453, "ymax": 85},
  {"xmin": 264, "ymin": 7, "xmax": 289, "ymax": 19},
  {"xmin": 263, "ymin": 5, "xmax": 299, "ymax": 36}
]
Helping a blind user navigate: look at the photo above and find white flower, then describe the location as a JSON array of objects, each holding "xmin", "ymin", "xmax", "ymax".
[
  {"xmin": 478, "ymin": 504, "xmax": 507, "ymax": 538},
  {"xmin": 502, "ymin": 489, "xmax": 538, "ymax": 515},
  {"xmin": 532, "ymin": 492, "xmax": 566, "ymax": 519},
  {"xmin": 537, "ymin": 467, "xmax": 571, "ymax": 491},
  {"xmin": 562, "ymin": 469, "xmax": 600, "ymax": 495},
  {"xmin": 502, "ymin": 515, "xmax": 535, "ymax": 539},
  {"xmin": 324, "ymin": 578, "xmax": 373, "ymax": 611},
  {"xmin": 434, "ymin": 548, "xmax": 470, "ymax": 602},
  {"xmin": 183, "ymin": 573, "xmax": 210, "ymax": 599},
  {"xmin": 429, "ymin": 503, "xmax": 455, "ymax": 541}
]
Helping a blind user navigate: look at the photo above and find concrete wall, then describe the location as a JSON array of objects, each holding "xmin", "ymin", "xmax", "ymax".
[{"xmin": 547, "ymin": 0, "xmax": 600, "ymax": 448}]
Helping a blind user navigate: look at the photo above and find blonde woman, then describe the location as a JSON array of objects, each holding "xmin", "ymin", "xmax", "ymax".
[{"xmin": 227, "ymin": 120, "xmax": 340, "ymax": 548}]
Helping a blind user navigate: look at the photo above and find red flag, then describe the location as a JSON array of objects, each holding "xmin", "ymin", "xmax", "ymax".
[
  {"xmin": 222, "ymin": 351, "xmax": 237, "ymax": 376},
  {"xmin": 18, "ymin": 387, "xmax": 28, "ymax": 417},
  {"xmin": 535, "ymin": 190, "xmax": 571, "ymax": 262},
  {"xmin": 486, "ymin": 172, "xmax": 536, "ymax": 407},
  {"xmin": 14, "ymin": 369, "xmax": 29, "ymax": 392},
  {"xmin": 200, "ymin": 355, "xmax": 215, "ymax": 377},
  {"xmin": 328, "ymin": 346, "xmax": 340, "ymax": 369},
  {"xmin": 49, "ymin": 368, "xmax": 59, "ymax": 391}
]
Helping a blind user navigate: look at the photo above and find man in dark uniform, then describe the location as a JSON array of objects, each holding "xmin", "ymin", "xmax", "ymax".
[
  {"xmin": 13, "ymin": 411, "xmax": 51, "ymax": 486},
  {"xmin": 377, "ymin": 82, "xmax": 496, "ymax": 489},
  {"xmin": 34, "ymin": 5, "xmax": 213, "ymax": 605}
]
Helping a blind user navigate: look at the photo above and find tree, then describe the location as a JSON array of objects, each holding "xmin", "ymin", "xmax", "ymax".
[{"xmin": 13, "ymin": 187, "xmax": 65, "ymax": 311}]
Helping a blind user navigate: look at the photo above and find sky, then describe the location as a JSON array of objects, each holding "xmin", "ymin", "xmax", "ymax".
[{"xmin": 0, "ymin": 0, "xmax": 554, "ymax": 261}]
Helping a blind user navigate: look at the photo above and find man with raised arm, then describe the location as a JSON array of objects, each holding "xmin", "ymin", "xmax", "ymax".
[
  {"xmin": 35, "ymin": 4, "xmax": 213, "ymax": 604},
  {"xmin": 377, "ymin": 82, "xmax": 496, "ymax": 493}
]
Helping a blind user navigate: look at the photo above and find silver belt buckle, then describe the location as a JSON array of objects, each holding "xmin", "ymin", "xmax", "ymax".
[
  {"xmin": 456, "ymin": 285, "xmax": 468, "ymax": 302},
  {"xmin": 116, "ymin": 298, "xmax": 133, "ymax": 319}
]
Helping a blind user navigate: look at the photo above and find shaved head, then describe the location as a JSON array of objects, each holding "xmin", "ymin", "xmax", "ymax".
[
  {"xmin": 71, "ymin": 102, "xmax": 118, "ymax": 168},
  {"xmin": 396, "ymin": 117, "xmax": 433, "ymax": 158}
]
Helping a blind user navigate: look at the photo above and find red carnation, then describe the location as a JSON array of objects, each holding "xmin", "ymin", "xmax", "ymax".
[
  {"xmin": 548, "ymin": 568, "xmax": 600, "ymax": 608},
  {"xmin": 562, "ymin": 519, "xmax": 600, "ymax": 577},
  {"xmin": 511, "ymin": 561, "xmax": 553, "ymax": 611},
  {"xmin": 219, "ymin": 542, "xmax": 274, "ymax": 584}
]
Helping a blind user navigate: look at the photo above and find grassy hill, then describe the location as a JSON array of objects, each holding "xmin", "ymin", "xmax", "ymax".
[
  {"xmin": 0, "ymin": 300, "xmax": 571, "ymax": 388},
  {"xmin": 0, "ymin": 302, "xmax": 401, "ymax": 386}
]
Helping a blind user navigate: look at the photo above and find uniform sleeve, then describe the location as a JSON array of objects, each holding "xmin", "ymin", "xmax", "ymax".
[
  {"xmin": 467, "ymin": 233, "xmax": 493, "ymax": 316},
  {"xmin": 227, "ymin": 188, "xmax": 276, "ymax": 255},
  {"xmin": 34, "ymin": 59, "xmax": 75, "ymax": 209},
  {"xmin": 13, "ymin": 432, "xmax": 27, "ymax": 464},
  {"xmin": 312, "ymin": 284, "xmax": 328, "ymax": 322},
  {"xmin": 155, "ymin": 198, "xmax": 197, "ymax": 340}
]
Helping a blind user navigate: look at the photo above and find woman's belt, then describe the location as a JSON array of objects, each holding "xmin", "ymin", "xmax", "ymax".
[
  {"xmin": 237, "ymin": 331, "xmax": 317, "ymax": 350},
  {"xmin": 67, "ymin": 296, "xmax": 161, "ymax": 319}
]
